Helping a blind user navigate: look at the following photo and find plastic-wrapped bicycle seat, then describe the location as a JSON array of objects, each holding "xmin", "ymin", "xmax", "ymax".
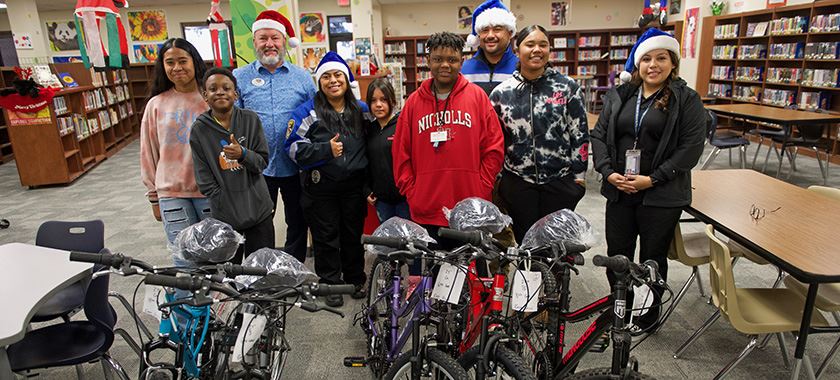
[
  {"xmin": 365, "ymin": 217, "xmax": 436, "ymax": 256},
  {"xmin": 443, "ymin": 197, "xmax": 513, "ymax": 233},
  {"xmin": 236, "ymin": 248, "xmax": 318, "ymax": 289},
  {"xmin": 169, "ymin": 218, "xmax": 244, "ymax": 263},
  {"xmin": 520, "ymin": 209, "xmax": 598, "ymax": 249}
]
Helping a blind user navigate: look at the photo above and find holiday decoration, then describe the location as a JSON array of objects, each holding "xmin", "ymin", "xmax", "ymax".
[
  {"xmin": 0, "ymin": 67, "xmax": 57, "ymax": 122},
  {"xmin": 207, "ymin": 0, "xmax": 233, "ymax": 67},
  {"xmin": 638, "ymin": 0, "xmax": 669, "ymax": 28},
  {"xmin": 710, "ymin": 0, "xmax": 726, "ymax": 16},
  {"xmin": 466, "ymin": 0, "xmax": 516, "ymax": 49},
  {"xmin": 74, "ymin": 0, "xmax": 130, "ymax": 68}
]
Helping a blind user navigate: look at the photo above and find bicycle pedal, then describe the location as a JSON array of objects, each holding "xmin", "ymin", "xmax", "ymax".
[
  {"xmin": 343, "ymin": 356, "xmax": 368, "ymax": 367},
  {"xmin": 589, "ymin": 332, "xmax": 610, "ymax": 353}
]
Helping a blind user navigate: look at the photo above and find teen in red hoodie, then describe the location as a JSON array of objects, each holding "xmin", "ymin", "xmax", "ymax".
[{"xmin": 393, "ymin": 32, "xmax": 504, "ymax": 231}]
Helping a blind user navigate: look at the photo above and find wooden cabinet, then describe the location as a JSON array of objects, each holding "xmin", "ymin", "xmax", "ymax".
[{"xmin": 1, "ymin": 63, "xmax": 139, "ymax": 187}]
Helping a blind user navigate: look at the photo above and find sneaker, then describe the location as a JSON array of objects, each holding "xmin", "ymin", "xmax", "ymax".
[
  {"xmin": 351, "ymin": 283, "xmax": 366, "ymax": 299},
  {"xmin": 325, "ymin": 294, "xmax": 344, "ymax": 307}
]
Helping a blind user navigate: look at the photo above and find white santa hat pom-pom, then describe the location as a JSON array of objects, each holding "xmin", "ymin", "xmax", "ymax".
[
  {"xmin": 619, "ymin": 71, "xmax": 633, "ymax": 84},
  {"xmin": 466, "ymin": 34, "xmax": 480, "ymax": 49},
  {"xmin": 288, "ymin": 37, "xmax": 300, "ymax": 48}
]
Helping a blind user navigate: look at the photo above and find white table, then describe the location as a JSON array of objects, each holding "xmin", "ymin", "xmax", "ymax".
[{"xmin": 0, "ymin": 243, "xmax": 93, "ymax": 379}]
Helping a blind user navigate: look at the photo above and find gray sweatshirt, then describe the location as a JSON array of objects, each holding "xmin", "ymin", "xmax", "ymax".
[{"xmin": 189, "ymin": 107, "xmax": 273, "ymax": 230}]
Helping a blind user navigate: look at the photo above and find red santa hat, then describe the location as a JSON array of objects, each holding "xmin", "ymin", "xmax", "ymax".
[{"xmin": 252, "ymin": 10, "xmax": 299, "ymax": 48}]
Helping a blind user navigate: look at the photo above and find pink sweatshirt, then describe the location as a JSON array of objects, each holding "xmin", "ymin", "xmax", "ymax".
[{"xmin": 140, "ymin": 88, "xmax": 208, "ymax": 201}]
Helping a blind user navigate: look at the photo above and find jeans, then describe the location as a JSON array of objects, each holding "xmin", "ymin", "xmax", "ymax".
[
  {"xmin": 374, "ymin": 200, "xmax": 410, "ymax": 223},
  {"xmin": 160, "ymin": 197, "xmax": 212, "ymax": 268}
]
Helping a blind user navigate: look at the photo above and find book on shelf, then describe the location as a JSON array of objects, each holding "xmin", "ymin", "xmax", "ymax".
[
  {"xmin": 799, "ymin": 91, "xmax": 832, "ymax": 111},
  {"xmin": 802, "ymin": 68, "xmax": 840, "ymax": 88},
  {"xmin": 810, "ymin": 13, "xmax": 840, "ymax": 33},
  {"xmin": 52, "ymin": 96, "xmax": 68, "ymax": 115},
  {"xmin": 747, "ymin": 22, "xmax": 769, "ymax": 37},
  {"xmin": 709, "ymin": 84, "xmax": 733, "ymax": 98},
  {"xmin": 770, "ymin": 16, "xmax": 808, "ymax": 35},
  {"xmin": 769, "ymin": 42, "xmax": 804, "ymax": 59},
  {"xmin": 733, "ymin": 85, "xmax": 762, "ymax": 102},
  {"xmin": 804, "ymin": 42, "xmax": 840, "ymax": 60},
  {"xmin": 57, "ymin": 72, "xmax": 78, "ymax": 88},
  {"xmin": 712, "ymin": 65, "xmax": 734, "ymax": 80},
  {"xmin": 736, "ymin": 66, "xmax": 764, "ymax": 81},
  {"xmin": 714, "ymin": 24, "xmax": 739, "ymax": 39},
  {"xmin": 553, "ymin": 37, "xmax": 567, "ymax": 48},
  {"xmin": 762, "ymin": 88, "xmax": 797, "ymax": 107},
  {"xmin": 577, "ymin": 36, "xmax": 601, "ymax": 47},
  {"xmin": 767, "ymin": 67, "xmax": 801, "ymax": 84}
]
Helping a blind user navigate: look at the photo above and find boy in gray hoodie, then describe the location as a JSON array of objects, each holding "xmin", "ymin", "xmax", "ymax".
[{"xmin": 190, "ymin": 67, "xmax": 274, "ymax": 263}]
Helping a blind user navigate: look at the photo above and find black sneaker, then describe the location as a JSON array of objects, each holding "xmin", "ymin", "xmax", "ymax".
[
  {"xmin": 325, "ymin": 294, "xmax": 344, "ymax": 307},
  {"xmin": 351, "ymin": 283, "xmax": 367, "ymax": 300}
]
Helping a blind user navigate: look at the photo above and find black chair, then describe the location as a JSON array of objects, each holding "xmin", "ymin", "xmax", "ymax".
[
  {"xmin": 31, "ymin": 220, "xmax": 104, "ymax": 323},
  {"xmin": 769, "ymin": 123, "xmax": 832, "ymax": 185},
  {"xmin": 7, "ymin": 266, "xmax": 128, "ymax": 379},
  {"xmin": 701, "ymin": 110, "xmax": 750, "ymax": 169}
]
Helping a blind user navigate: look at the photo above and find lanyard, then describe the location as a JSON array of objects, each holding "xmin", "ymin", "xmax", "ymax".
[
  {"xmin": 633, "ymin": 87, "xmax": 662, "ymax": 148},
  {"xmin": 432, "ymin": 80, "xmax": 451, "ymax": 129}
]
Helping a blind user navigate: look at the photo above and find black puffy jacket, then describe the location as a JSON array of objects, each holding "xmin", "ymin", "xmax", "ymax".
[{"xmin": 590, "ymin": 78, "xmax": 707, "ymax": 208}]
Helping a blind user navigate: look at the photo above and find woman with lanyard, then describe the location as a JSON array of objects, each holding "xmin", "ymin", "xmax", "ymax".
[
  {"xmin": 591, "ymin": 28, "xmax": 706, "ymax": 332},
  {"xmin": 285, "ymin": 52, "xmax": 373, "ymax": 307},
  {"xmin": 489, "ymin": 24, "xmax": 590, "ymax": 244}
]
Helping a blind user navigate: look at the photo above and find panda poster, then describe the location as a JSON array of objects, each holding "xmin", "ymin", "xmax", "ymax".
[{"xmin": 46, "ymin": 21, "xmax": 80, "ymax": 52}]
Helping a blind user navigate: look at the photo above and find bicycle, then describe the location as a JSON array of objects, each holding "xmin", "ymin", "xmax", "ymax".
[
  {"xmin": 348, "ymin": 234, "xmax": 468, "ymax": 380},
  {"xmin": 516, "ymin": 253, "xmax": 668, "ymax": 380}
]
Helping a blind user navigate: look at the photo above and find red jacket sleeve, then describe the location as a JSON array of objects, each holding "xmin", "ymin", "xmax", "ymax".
[
  {"xmin": 392, "ymin": 110, "xmax": 415, "ymax": 198},
  {"xmin": 479, "ymin": 93, "xmax": 504, "ymax": 193}
]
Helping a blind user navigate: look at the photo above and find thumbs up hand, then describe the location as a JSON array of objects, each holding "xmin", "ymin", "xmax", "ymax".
[
  {"xmin": 223, "ymin": 133, "xmax": 243, "ymax": 161},
  {"xmin": 330, "ymin": 133, "xmax": 344, "ymax": 158}
]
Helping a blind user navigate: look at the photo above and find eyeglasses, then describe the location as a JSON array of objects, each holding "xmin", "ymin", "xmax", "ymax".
[{"xmin": 749, "ymin": 204, "xmax": 781, "ymax": 222}]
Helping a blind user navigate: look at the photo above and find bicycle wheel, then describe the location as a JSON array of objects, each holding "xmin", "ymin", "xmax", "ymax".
[
  {"xmin": 265, "ymin": 324, "xmax": 290, "ymax": 380},
  {"xmin": 458, "ymin": 345, "xmax": 537, "ymax": 380},
  {"xmin": 514, "ymin": 261, "xmax": 557, "ymax": 380},
  {"xmin": 384, "ymin": 348, "xmax": 468, "ymax": 380},
  {"xmin": 564, "ymin": 367, "xmax": 655, "ymax": 380},
  {"xmin": 367, "ymin": 258, "xmax": 394, "ymax": 377}
]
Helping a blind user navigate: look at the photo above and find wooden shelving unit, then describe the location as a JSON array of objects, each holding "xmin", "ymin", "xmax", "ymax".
[
  {"xmin": 696, "ymin": 0, "xmax": 840, "ymax": 163},
  {"xmin": 383, "ymin": 23, "xmax": 682, "ymax": 100},
  {"xmin": 126, "ymin": 63, "xmax": 154, "ymax": 120},
  {"xmin": 1, "ymin": 63, "xmax": 139, "ymax": 187},
  {"xmin": 0, "ymin": 69, "xmax": 17, "ymax": 165}
]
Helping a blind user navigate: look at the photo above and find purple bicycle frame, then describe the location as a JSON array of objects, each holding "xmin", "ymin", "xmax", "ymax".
[{"xmin": 367, "ymin": 271, "xmax": 434, "ymax": 361}]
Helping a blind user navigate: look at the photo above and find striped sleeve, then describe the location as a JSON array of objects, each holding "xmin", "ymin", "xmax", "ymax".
[{"xmin": 284, "ymin": 103, "xmax": 332, "ymax": 169}]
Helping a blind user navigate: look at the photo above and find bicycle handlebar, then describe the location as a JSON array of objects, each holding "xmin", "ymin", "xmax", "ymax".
[
  {"xmin": 70, "ymin": 251, "xmax": 154, "ymax": 272},
  {"xmin": 592, "ymin": 255, "xmax": 661, "ymax": 284},
  {"xmin": 438, "ymin": 228, "xmax": 484, "ymax": 247},
  {"xmin": 144, "ymin": 274, "xmax": 240, "ymax": 298},
  {"xmin": 310, "ymin": 283, "xmax": 356, "ymax": 296},
  {"xmin": 361, "ymin": 235, "xmax": 429, "ymax": 251}
]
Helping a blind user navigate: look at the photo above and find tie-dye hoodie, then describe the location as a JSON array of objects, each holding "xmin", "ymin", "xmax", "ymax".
[
  {"xmin": 489, "ymin": 67, "xmax": 589, "ymax": 184},
  {"xmin": 140, "ymin": 88, "xmax": 208, "ymax": 201}
]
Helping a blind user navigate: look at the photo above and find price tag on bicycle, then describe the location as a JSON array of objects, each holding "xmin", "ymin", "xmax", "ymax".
[
  {"xmin": 233, "ymin": 311, "xmax": 268, "ymax": 363},
  {"xmin": 510, "ymin": 270, "xmax": 542, "ymax": 313},
  {"xmin": 143, "ymin": 284, "xmax": 166, "ymax": 321},
  {"xmin": 431, "ymin": 263, "xmax": 466, "ymax": 304}
]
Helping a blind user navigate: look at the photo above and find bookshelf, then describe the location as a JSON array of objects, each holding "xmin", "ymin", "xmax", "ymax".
[
  {"xmin": 383, "ymin": 23, "xmax": 683, "ymax": 100},
  {"xmin": 0, "ymin": 69, "xmax": 17, "ymax": 165},
  {"xmin": 0, "ymin": 64, "xmax": 138, "ymax": 187},
  {"xmin": 696, "ymin": 0, "xmax": 840, "ymax": 163},
  {"xmin": 126, "ymin": 63, "xmax": 155, "ymax": 121}
]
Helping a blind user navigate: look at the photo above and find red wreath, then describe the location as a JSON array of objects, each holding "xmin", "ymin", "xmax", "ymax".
[{"xmin": 0, "ymin": 67, "xmax": 57, "ymax": 113}]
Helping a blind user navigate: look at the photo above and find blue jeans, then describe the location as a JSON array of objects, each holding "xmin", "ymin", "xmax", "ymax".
[
  {"xmin": 374, "ymin": 200, "xmax": 410, "ymax": 223},
  {"xmin": 159, "ymin": 197, "xmax": 212, "ymax": 268}
]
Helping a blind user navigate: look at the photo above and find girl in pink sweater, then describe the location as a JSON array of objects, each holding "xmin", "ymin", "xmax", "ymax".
[{"xmin": 140, "ymin": 38, "xmax": 211, "ymax": 249}]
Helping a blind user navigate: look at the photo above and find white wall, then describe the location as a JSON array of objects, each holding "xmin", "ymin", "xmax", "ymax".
[{"xmin": 382, "ymin": 0, "xmax": 645, "ymax": 37}]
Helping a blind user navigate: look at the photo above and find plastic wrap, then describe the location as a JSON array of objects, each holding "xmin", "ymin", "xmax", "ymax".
[
  {"xmin": 365, "ymin": 217, "xmax": 436, "ymax": 255},
  {"xmin": 236, "ymin": 248, "xmax": 318, "ymax": 289},
  {"xmin": 520, "ymin": 209, "xmax": 598, "ymax": 249},
  {"xmin": 169, "ymin": 218, "xmax": 244, "ymax": 263},
  {"xmin": 443, "ymin": 197, "xmax": 513, "ymax": 233}
]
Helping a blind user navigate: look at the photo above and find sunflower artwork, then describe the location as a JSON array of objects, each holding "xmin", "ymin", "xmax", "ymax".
[{"xmin": 128, "ymin": 10, "xmax": 169, "ymax": 42}]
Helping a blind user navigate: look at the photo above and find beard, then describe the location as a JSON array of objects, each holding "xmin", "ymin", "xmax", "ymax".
[{"xmin": 257, "ymin": 47, "xmax": 284, "ymax": 66}]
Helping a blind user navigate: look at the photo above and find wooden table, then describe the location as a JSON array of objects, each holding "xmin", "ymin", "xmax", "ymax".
[
  {"xmin": 586, "ymin": 112, "xmax": 599, "ymax": 130},
  {"xmin": 705, "ymin": 104, "xmax": 840, "ymax": 184},
  {"xmin": 0, "ymin": 243, "xmax": 93, "ymax": 378},
  {"xmin": 688, "ymin": 169, "xmax": 840, "ymax": 379}
]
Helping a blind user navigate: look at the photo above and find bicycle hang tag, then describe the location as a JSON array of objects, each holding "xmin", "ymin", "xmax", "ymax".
[
  {"xmin": 631, "ymin": 284, "xmax": 655, "ymax": 317},
  {"xmin": 510, "ymin": 270, "xmax": 542, "ymax": 313},
  {"xmin": 142, "ymin": 284, "xmax": 165, "ymax": 321},
  {"xmin": 232, "ymin": 312, "xmax": 268, "ymax": 363},
  {"xmin": 431, "ymin": 263, "xmax": 466, "ymax": 304}
]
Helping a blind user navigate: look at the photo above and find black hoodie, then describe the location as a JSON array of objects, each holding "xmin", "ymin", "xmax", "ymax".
[
  {"xmin": 189, "ymin": 107, "xmax": 273, "ymax": 230},
  {"xmin": 365, "ymin": 113, "xmax": 404, "ymax": 203},
  {"xmin": 591, "ymin": 78, "xmax": 707, "ymax": 208}
]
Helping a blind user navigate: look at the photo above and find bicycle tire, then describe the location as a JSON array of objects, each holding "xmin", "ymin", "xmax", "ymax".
[
  {"xmin": 384, "ymin": 347, "xmax": 468, "ymax": 380},
  {"xmin": 515, "ymin": 261, "xmax": 557, "ymax": 380},
  {"xmin": 564, "ymin": 367, "xmax": 655, "ymax": 380},
  {"xmin": 366, "ymin": 257, "xmax": 394, "ymax": 377},
  {"xmin": 458, "ymin": 345, "xmax": 537, "ymax": 380},
  {"xmin": 266, "ymin": 325, "xmax": 290, "ymax": 380}
]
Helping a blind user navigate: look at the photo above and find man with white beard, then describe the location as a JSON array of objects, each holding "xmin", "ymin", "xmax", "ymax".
[{"xmin": 233, "ymin": 10, "xmax": 316, "ymax": 263}]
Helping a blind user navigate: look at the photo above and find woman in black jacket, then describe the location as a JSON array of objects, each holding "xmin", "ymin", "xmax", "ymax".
[
  {"xmin": 590, "ymin": 28, "xmax": 706, "ymax": 330},
  {"xmin": 365, "ymin": 78, "xmax": 409, "ymax": 222},
  {"xmin": 285, "ymin": 52, "xmax": 373, "ymax": 307}
]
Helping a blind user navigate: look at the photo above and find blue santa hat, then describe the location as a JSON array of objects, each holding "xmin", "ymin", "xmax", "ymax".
[
  {"xmin": 314, "ymin": 51, "xmax": 358, "ymax": 89},
  {"xmin": 466, "ymin": 0, "xmax": 517, "ymax": 49},
  {"xmin": 619, "ymin": 28, "xmax": 681, "ymax": 84}
]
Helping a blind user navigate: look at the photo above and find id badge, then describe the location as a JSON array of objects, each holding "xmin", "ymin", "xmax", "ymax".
[
  {"xmin": 430, "ymin": 130, "xmax": 448, "ymax": 143},
  {"xmin": 625, "ymin": 149, "xmax": 641, "ymax": 176}
]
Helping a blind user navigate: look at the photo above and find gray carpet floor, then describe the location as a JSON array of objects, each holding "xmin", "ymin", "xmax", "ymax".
[{"xmin": 1, "ymin": 140, "xmax": 839, "ymax": 380}]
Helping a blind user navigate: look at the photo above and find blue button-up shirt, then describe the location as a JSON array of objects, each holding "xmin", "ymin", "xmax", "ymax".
[{"xmin": 234, "ymin": 60, "xmax": 316, "ymax": 178}]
